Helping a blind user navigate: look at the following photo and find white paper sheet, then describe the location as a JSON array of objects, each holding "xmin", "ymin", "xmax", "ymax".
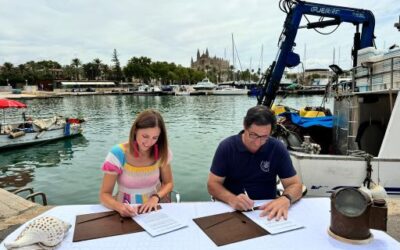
[
  {"xmin": 243, "ymin": 210, "xmax": 304, "ymax": 234},
  {"xmin": 133, "ymin": 210, "xmax": 187, "ymax": 236}
]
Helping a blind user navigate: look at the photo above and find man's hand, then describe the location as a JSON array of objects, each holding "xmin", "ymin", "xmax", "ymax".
[
  {"xmin": 228, "ymin": 194, "xmax": 255, "ymax": 211},
  {"xmin": 259, "ymin": 196, "xmax": 290, "ymax": 220},
  {"xmin": 117, "ymin": 203, "xmax": 138, "ymax": 217}
]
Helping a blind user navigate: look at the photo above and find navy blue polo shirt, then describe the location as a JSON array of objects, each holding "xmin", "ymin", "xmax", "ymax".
[{"xmin": 210, "ymin": 131, "xmax": 296, "ymax": 199}]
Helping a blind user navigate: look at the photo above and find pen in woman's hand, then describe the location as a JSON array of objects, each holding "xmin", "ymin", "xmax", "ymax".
[{"xmin": 123, "ymin": 199, "xmax": 138, "ymax": 217}]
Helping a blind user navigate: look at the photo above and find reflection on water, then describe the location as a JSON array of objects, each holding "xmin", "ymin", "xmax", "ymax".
[
  {"xmin": 0, "ymin": 95, "xmax": 330, "ymax": 205},
  {"xmin": 0, "ymin": 136, "xmax": 88, "ymax": 191}
]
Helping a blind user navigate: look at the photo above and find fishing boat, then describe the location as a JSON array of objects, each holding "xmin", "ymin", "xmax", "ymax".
[
  {"xmin": 0, "ymin": 99, "xmax": 85, "ymax": 150},
  {"xmin": 254, "ymin": 0, "xmax": 400, "ymax": 198},
  {"xmin": 288, "ymin": 48, "xmax": 400, "ymax": 197}
]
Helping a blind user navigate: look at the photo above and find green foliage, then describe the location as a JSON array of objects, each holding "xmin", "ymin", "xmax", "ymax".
[
  {"xmin": 0, "ymin": 60, "xmax": 63, "ymax": 85},
  {"xmin": 1, "ymin": 55, "xmax": 208, "ymax": 86},
  {"xmin": 124, "ymin": 56, "xmax": 153, "ymax": 83},
  {"xmin": 111, "ymin": 49, "xmax": 123, "ymax": 81}
]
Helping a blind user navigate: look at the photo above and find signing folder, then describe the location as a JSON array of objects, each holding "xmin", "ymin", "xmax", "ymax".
[
  {"xmin": 73, "ymin": 205, "xmax": 162, "ymax": 242},
  {"xmin": 73, "ymin": 211, "xmax": 143, "ymax": 242},
  {"xmin": 193, "ymin": 211, "xmax": 269, "ymax": 246}
]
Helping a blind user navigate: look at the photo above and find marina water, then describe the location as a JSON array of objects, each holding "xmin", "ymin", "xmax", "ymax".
[{"xmin": 0, "ymin": 95, "xmax": 331, "ymax": 205}]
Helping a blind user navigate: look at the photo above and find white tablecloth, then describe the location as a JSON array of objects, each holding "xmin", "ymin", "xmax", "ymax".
[{"xmin": 1, "ymin": 198, "xmax": 399, "ymax": 250}]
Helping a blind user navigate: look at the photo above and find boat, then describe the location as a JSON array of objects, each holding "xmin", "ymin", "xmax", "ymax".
[
  {"xmin": 211, "ymin": 86, "xmax": 248, "ymax": 95},
  {"xmin": 133, "ymin": 85, "xmax": 163, "ymax": 95},
  {"xmin": 0, "ymin": 99, "xmax": 84, "ymax": 150},
  {"xmin": 254, "ymin": 1, "xmax": 400, "ymax": 198},
  {"xmin": 174, "ymin": 85, "xmax": 192, "ymax": 96},
  {"xmin": 272, "ymin": 51, "xmax": 400, "ymax": 198},
  {"xmin": 193, "ymin": 78, "xmax": 216, "ymax": 91}
]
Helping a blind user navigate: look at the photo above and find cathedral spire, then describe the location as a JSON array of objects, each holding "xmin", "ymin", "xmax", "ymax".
[{"xmin": 197, "ymin": 49, "xmax": 200, "ymax": 60}]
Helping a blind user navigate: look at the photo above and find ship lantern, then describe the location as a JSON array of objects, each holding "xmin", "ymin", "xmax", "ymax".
[{"xmin": 328, "ymin": 187, "xmax": 387, "ymax": 244}]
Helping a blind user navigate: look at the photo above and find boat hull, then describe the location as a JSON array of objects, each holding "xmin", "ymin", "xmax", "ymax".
[
  {"xmin": 212, "ymin": 89, "xmax": 248, "ymax": 95},
  {"xmin": 0, "ymin": 125, "xmax": 83, "ymax": 150},
  {"xmin": 290, "ymin": 151, "xmax": 400, "ymax": 197}
]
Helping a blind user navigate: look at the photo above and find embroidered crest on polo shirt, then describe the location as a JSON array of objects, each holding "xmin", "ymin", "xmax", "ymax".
[{"xmin": 260, "ymin": 160, "xmax": 270, "ymax": 172}]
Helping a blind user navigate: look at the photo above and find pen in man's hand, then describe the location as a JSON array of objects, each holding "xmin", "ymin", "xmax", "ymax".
[{"xmin": 243, "ymin": 189, "xmax": 254, "ymax": 211}]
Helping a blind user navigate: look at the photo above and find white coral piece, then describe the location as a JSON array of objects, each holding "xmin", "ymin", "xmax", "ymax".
[{"xmin": 4, "ymin": 216, "xmax": 71, "ymax": 250}]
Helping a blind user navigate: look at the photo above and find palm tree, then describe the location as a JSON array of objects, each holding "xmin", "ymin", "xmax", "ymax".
[
  {"xmin": 71, "ymin": 58, "xmax": 82, "ymax": 80},
  {"xmin": 3, "ymin": 62, "xmax": 14, "ymax": 72},
  {"xmin": 93, "ymin": 58, "xmax": 102, "ymax": 80}
]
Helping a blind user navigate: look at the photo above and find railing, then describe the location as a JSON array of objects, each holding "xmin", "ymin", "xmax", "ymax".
[
  {"xmin": 13, "ymin": 187, "xmax": 48, "ymax": 205},
  {"xmin": 352, "ymin": 56, "xmax": 400, "ymax": 92}
]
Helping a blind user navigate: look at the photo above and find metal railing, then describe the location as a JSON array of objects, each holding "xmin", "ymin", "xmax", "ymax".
[
  {"xmin": 13, "ymin": 187, "xmax": 48, "ymax": 205},
  {"xmin": 352, "ymin": 56, "xmax": 400, "ymax": 92}
]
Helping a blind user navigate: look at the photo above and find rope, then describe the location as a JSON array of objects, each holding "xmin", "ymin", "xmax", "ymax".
[{"xmin": 348, "ymin": 150, "xmax": 374, "ymax": 188}]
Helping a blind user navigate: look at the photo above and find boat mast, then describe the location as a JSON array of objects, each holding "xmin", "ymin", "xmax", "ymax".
[
  {"xmin": 258, "ymin": 44, "xmax": 263, "ymax": 78},
  {"xmin": 232, "ymin": 33, "xmax": 235, "ymax": 81}
]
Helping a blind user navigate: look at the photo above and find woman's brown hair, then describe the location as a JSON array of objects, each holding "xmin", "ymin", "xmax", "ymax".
[{"xmin": 129, "ymin": 109, "xmax": 169, "ymax": 167}]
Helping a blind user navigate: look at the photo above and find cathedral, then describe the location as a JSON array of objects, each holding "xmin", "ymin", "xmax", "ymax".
[{"xmin": 190, "ymin": 49, "xmax": 230, "ymax": 78}]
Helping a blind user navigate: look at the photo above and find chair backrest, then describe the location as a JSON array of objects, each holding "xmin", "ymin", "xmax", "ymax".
[{"xmin": 160, "ymin": 190, "xmax": 181, "ymax": 203}]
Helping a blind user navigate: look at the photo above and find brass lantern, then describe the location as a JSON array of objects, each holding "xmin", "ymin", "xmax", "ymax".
[{"xmin": 328, "ymin": 187, "xmax": 387, "ymax": 244}]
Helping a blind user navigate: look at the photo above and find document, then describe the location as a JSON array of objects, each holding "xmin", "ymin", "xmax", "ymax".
[
  {"xmin": 133, "ymin": 210, "xmax": 187, "ymax": 236},
  {"xmin": 243, "ymin": 210, "xmax": 304, "ymax": 234}
]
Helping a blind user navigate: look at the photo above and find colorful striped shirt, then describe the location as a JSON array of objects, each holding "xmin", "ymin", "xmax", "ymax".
[{"xmin": 101, "ymin": 144, "xmax": 172, "ymax": 204}]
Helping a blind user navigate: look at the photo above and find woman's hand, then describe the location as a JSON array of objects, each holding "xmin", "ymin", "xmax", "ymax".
[
  {"xmin": 138, "ymin": 196, "xmax": 159, "ymax": 214},
  {"xmin": 117, "ymin": 202, "xmax": 138, "ymax": 217}
]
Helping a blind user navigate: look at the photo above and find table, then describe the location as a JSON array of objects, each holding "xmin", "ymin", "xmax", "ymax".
[{"xmin": 1, "ymin": 198, "xmax": 399, "ymax": 250}]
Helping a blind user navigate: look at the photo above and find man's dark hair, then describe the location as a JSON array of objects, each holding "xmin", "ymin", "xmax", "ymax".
[{"xmin": 243, "ymin": 105, "xmax": 276, "ymax": 129}]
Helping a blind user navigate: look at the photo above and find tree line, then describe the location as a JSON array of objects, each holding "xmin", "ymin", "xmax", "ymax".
[
  {"xmin": 0, "ymin": 49, "xmax": 261, "ymax": 86},
  {"xmin": 0, "ymin": 49, "xmax": 208, "ymax": 86}
]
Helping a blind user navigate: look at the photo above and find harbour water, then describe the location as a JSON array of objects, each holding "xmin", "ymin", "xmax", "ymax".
[{"xmin": 0, "ymin": 95, "xmax": 331, "ymax": 205}]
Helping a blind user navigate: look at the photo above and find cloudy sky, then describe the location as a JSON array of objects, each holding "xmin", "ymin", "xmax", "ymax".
[{"xmin": 1, "ymin": 0, "xmax": 399, "ymax": 72}]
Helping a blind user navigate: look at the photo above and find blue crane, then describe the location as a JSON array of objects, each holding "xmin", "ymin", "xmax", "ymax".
[{"xmin": 258, "ymin": 0, "xmax": 376, "ymax": 107}]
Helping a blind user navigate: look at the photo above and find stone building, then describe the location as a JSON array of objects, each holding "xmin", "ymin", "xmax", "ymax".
[{"xmin": 191, "ymin": 48, "xmax": 230, "ymax": 82}]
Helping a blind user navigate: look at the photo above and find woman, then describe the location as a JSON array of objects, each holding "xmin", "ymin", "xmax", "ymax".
[{"xmin": 100, "ymin": 109, "xmax": 173, "ymax": 217}]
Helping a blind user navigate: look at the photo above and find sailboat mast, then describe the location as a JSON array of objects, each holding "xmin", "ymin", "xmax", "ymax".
[
  {"xmin": 249, "ymin": 57, "xmax": 252, "ymax": 82},
  {"xmin": 232, "ymin": 33, "xmax": 235, "ymax": 81},
  {"xmin": 258, "ymin": 44, "xmax": 264, "ymax": 77}
]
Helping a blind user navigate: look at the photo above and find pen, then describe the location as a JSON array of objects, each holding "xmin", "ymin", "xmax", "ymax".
[
  {"xmin": 120, "ymin": 199, "xmax": 128, "ymax": 223},
  {"xmin": 123, "ymin": 198, "xmax": 138, "ymax": 218},
  {"xmin": 243, "ymin": 189, "xmax": 254, "ymax": 211}
]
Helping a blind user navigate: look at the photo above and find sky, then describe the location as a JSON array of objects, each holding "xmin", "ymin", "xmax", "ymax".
[{"xmin": 0, "ymin": 0, "xmax": 399, "ymax": 72}]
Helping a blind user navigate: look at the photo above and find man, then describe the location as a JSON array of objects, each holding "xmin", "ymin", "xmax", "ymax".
[{"xmin": 207, "ymin": 105, "xmax": 303, "ymax": 220}]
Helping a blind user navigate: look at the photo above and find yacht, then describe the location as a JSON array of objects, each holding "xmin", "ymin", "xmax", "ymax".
[
  {"xmin": 212, "ymin": 86, "xmax": 248, "ymax": 95},
  {"xmin": 193, "ymin": 78, "xmax": 216, "ymax": 91}
]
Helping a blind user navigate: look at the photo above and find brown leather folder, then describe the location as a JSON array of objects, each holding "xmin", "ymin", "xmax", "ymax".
[
  {"xmin": 193, "ymin": 211, "xmax": 269, "ymax": 246},
  {"xmin": 73, "ymin": 211, "xmax": 143, "ymax": 242},
  {"xmin": 73, "ymin": 205, "xmax": 162, "ymax": 242}
]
